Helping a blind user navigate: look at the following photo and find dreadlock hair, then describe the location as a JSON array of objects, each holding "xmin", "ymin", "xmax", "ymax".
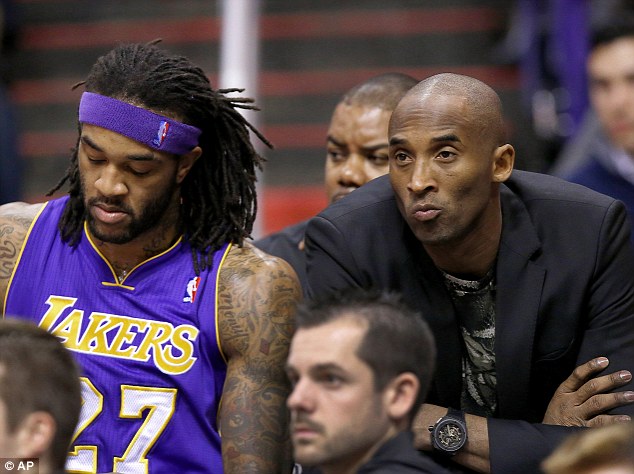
[{"xmin": 48, "ymin": 41, "xmax": 270, "ymax": 274}]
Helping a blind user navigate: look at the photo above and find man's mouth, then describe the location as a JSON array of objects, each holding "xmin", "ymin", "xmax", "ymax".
[
  {"xmin": 91, "ymin": 203, "xmax": 129, "ymax": 225},
  {"xmin": 412, "ymin": 203, "xmax": 441, "ymax": 222}
]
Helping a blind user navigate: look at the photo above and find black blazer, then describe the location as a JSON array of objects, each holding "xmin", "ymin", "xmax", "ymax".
[{"xmin": 305, "ymin": 171, "xmax": 634, "ymax": 474}]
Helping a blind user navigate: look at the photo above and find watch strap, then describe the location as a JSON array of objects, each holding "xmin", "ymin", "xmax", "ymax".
[{"xmin": 446, "ymin": 407, "xmax": 465, "ymax": 422}]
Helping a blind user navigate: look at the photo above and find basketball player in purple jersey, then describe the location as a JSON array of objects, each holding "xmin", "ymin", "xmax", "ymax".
[{"xmin": 0, "ymin": 42, "xmax": 300, "ymax": 473}]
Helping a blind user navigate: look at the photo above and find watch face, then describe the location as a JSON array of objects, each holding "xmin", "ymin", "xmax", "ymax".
[{"xmin": 436, "ymin": 419, "xmax": 466, "ymax": 451}]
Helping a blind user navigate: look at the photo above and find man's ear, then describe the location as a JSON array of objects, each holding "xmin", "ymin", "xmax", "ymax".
[
  {"xmin": 176, "ymin": 146, "xmax": 202, "ymax": 184},
  {"xmin": 492, "ymin": 144, "xmax": 515, "ymax": 183},
  {"xmin": 14, "ymin": 411, "xmax": 56, "ymax": 460},
  {"xmin": 383, "ymin": 373, "xmax": 419, "ymax": 422}
]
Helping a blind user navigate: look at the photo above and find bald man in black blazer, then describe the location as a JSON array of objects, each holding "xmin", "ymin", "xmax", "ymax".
[{"xmin": 305, "ymin": 73, "xmax": 634, "ymax": 474}]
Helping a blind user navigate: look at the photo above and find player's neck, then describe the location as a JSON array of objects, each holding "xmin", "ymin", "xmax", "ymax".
[{"xmin": 90, "ymin": 223, "xmax": 182, "ymax": 282}]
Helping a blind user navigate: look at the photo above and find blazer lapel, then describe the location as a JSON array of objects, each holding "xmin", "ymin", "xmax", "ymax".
[{"xmin": 495, "ymin": 186, "xmax": 545, "ymax": 418}]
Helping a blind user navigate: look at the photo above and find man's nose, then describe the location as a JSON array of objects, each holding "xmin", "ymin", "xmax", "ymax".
[
  {"xmin": 338, "ymin": 154, "xmax": 367, "ymax": 187},
  {"xmin": 287, "ymin": 378, "xmax": 315, "ymax": 412},
  {"xmin": 408, "ymin": 159, "xmax": 437, "ymax": 194},
  {"xmin": 94, "ymin": 165, "xmax": 128, "ymax": 197}
]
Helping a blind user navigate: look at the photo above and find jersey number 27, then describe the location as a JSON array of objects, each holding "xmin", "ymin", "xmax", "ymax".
[{"xmin": 66, "ymin": 377, "xmax": 177, "ymax": 474}]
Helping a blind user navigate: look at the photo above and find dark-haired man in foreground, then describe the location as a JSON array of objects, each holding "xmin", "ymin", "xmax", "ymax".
[{"xmin": 287, "ymin": 289, "xmax": 450, "ymax": 474}]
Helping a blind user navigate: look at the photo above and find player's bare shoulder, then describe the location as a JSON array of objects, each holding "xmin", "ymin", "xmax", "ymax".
[
  {"xmin": 0, "ymin": 202, "xmax": 45, "ymax": 302},
  {"xmin": 220, "ymin": 241, "xmax": 301, "ymax": 300},
  {"xmin": 217, "ymin": 241, "xmax": 300, "ymax": 357},
  {"xmin": 215, "ymin": 243, "xmax": 299, "ymax": 471}
]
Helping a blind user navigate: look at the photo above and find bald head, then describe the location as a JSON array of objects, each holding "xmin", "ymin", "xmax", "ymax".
[
  {"xmin": 397, "ymin": 73, "xmax": 506, "ymax": 146},
  {"xmin": 387, "ymin": 72, "xmax": 515, "ymax": 274},
  {"xmin": 340, "ymin": 73, "xmax": 419, "ymax": 112}
]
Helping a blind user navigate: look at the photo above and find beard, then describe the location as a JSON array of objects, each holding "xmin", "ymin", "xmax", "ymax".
[{"xmin": 83, "ymin": 179, "xmax": 178, "ymax": 245}]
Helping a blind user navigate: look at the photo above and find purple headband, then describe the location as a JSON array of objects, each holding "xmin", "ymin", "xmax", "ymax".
[{"xmin": 78, "ymin": 92, "xmax": 202, "ymax": 155}]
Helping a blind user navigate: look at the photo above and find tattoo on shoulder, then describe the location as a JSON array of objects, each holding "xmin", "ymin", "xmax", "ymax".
[
  {"xmin": 216, "ymin": 246, "xmax": 299, "ymax": 472},
  {"xmin": 217, "ymin": 247, "xmax": 299, "ymax": 356},
  {"xmin": 0, "ymin": 213, "xmax": 33, "ymax": 281}
]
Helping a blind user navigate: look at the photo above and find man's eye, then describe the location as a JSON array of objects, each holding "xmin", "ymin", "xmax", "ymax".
[
  {"xmin": 437, "ymin": 150, "xmax": 456, "ymax": 161},
  {"xmin": 327, "ymin": 150, "xmax": 346, "ymax": 162},
  {"xmin": 321, "ymin": 373, "xmax": 343, "ymax": 386},
  {"xmin": 393, "ymin": 152, "xmax": 411, "ymax": 163},
  {"xmin": 368, "ymin": 154, "xmax": 389, "ymax": 166},
  {"xmin": 130, "ymin": 168, "xmax": 151, "ymax": 177}
]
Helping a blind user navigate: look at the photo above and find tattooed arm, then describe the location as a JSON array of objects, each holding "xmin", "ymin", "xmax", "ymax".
[
  {"xmin": 0, "ymin": 203, "xmax": 43, "ymax": 311},
  {"xmin": 218, "ymin": 242, "xmax": 301, "ymax": 473}
]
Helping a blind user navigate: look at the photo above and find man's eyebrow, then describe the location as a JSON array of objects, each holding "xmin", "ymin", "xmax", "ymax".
[
  {"xmin": 361, "ymin": 143, "xmax": 389, "ymax": 153},
  {"xmin": 126, "ymin": 152, "xmax": 156, "ymax": 162},
  {"xmin": 431, "ymin": 133, "xmax": 461, "ymax": 144},
  {"xmin": 327, "ymin": 136, "xmax": 347, "ymax": 148},
  {"xmin": 312, "ymin": 362, "xmax": 345, "ymax": 373},
  {"xmin": 80, "ymin": 134, "xmax": 156, "ymax": 161},
  {"xmin": 390, "ymin": 134, "xmax": 462, "ymax": 148},
  {"xmin": 80, "ymin": 135, "xmax": 103, "ymax": 152},
  {"xmin": 389, "ymin": 137, "xmax": 408, "ymax": 147}
]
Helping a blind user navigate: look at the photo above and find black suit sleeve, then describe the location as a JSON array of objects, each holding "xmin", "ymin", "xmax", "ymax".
[
  {"xmin": 577, "ymin": 199, "xmax": 634, "ymax": 386},
  {"xmin": 305, "ymin": 215, "xmax": 366, "ymax": 297},
  {"xmin": 488, "ymin": 420, "xmax": 579, "ymax": 474},
  {"xmin": 488, "ymin": 200, "xmax": 634, "ymax": 474}
]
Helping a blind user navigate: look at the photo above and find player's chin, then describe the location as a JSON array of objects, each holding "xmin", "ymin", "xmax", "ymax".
[{"xmin": 87, "ymin": 220, "xmax": 134, "ymax": 245}]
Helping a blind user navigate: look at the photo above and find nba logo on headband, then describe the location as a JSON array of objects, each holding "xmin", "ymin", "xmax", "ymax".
[{"xmin": 153, "ymin": 121, "xmax": 170, "ymax": 148}]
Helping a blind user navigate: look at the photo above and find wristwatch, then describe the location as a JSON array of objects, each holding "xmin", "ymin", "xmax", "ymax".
[{"xmin": 428, "ymin": 407, "xmax": 468, "ymax": 456}]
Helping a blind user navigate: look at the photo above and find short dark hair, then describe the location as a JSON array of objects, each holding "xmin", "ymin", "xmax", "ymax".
[
  {"xmin": 0, "ymin": 319, "xmax": 81, "ymax": 470},
  {"xmin": 49, "ymin": 41, "xmax": 269, "ymax": 273},
  {"xmin": 296, "ymin": 288, "xmax": 436, "ymax": 421},
  {"xmin": 591, "ymin": 17, "xmax": 634, "ymax": 50},
  {"xmin": 340, "ymin": 72, "xmax": 418, "ymax": 111}
]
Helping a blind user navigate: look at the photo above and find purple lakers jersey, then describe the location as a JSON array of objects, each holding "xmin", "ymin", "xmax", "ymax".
[{"xmin": 4, "ymin": 197, "xmax": 230, "ymax": 473}]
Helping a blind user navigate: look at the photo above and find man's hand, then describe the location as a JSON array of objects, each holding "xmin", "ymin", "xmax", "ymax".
[{"xmin": 543, "ymin": 357, "xmax": 634, "ymax": 427}]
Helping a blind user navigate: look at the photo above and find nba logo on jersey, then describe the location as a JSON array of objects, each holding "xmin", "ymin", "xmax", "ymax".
[
  {"xmin": 153, "ymin": 120, "xmax": 170, "ymax": 148},
  {"xmin": 183, "ymin": 276, "xmax": 201, "ymax": 303}
]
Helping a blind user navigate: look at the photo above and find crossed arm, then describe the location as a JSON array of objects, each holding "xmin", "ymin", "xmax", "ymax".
[
  {"xmin": 412, "ymin": 357, "xmax": 634, "ymax": 473},
  {"xmin": 304, "ymin": 204, "xmax": 634, "ymax": 474},
  {"xmin": 217, "ymin": 243, "xmax": 301, "ymax": 473}
]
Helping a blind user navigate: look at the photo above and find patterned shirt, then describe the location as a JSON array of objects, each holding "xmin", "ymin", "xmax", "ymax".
[{"xmin": 442, "ymin": 269, "xmax": 498, "ymax": 416}]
